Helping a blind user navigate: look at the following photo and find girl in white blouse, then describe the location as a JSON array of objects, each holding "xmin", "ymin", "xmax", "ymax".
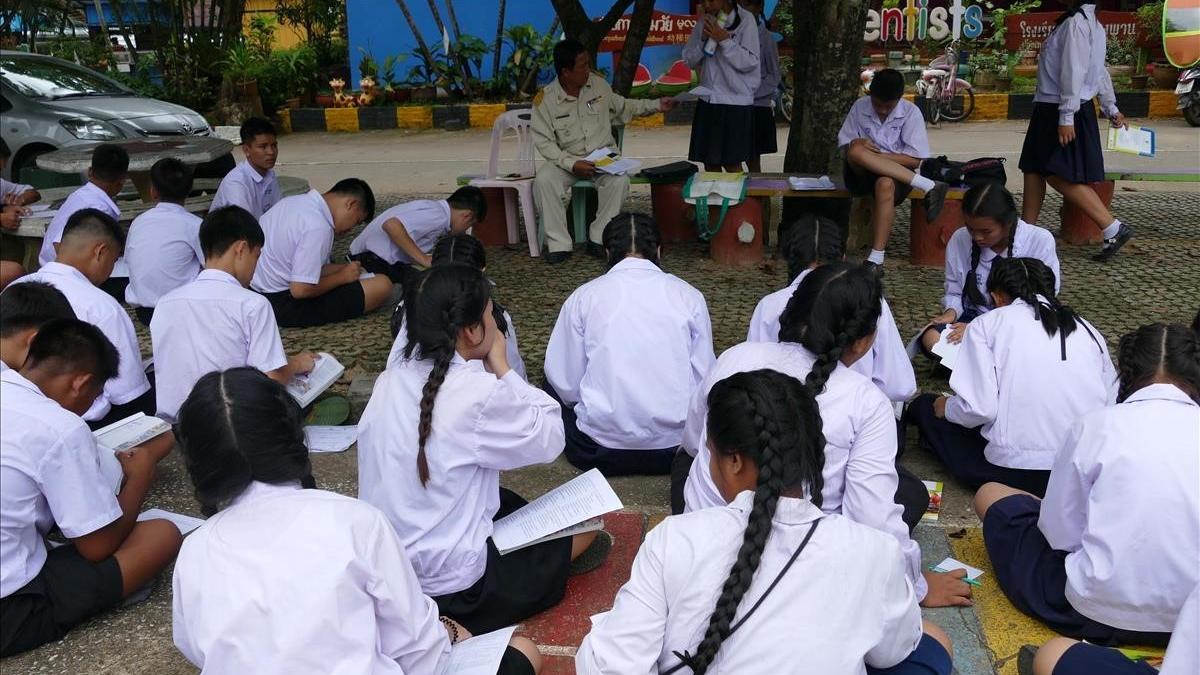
[
  {"xmin": 172, "ymin": 368, "xmax": 544, "ymax": 674},
  {"xmin": 359, "ymin": 264, "xmax": 596, "ymax": 635},
  {"xmin": 577, "ymin": 369, "xmax": 954, "ymax": 675}
]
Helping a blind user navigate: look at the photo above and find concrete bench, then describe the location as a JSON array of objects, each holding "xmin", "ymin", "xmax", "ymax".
[{"xmin": 1060, "ymin": 168, "xmax": 1200, "ymax": 244}]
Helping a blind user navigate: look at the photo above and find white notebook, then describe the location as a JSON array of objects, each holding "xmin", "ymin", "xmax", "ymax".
[
  {"xmin": 286, "ymin": 352, "xmax": 344, "ymax": 408},
  {"xmin": 92, "ymin": 412, "xmax": 171, "ymax": 453},
  {"xmin": 446, "ymin": 626, "xmax": 517, "ymax": 674},
  {"xmin": 492, "ymin": 469, "xmax": 622, "ymax": 555}
]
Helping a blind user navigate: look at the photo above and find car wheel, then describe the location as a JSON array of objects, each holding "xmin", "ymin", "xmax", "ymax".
[{"xmin": 11, "ymin": 144, "xmax": 57, "ymax": 184}]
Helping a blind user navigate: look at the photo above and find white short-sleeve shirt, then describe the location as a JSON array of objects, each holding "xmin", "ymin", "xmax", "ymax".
[
  {"xmin": 250, "ymin": 190, "xmax": 334, "ymax": 294},
  {"xmin": 349, "ymin": 200, "xmax": 451, "ymax": 265},
  {"xmin": 38, "ymin": 182, "xmax": 121, "ymax": 267},
  {"xmin": 837, "ymin": 96, "xmax": 930, "ymax": 157},
  {"xmin": 1, "ymin": 178, "xmax": 34, "ymax": 202},
  {"xmin": 209, "ymin": 161, "xmax": 280, "ymax": 219},
  {"xmin": 1162, "ymin": 584, "xmax": 1200, "ymax": 675},
  {"xmin": 150, "ymin": 269, "xmax": 288, "ymax": 421},
  {"xmin": 124, "ymin": 202, "xmax": 204, "ymax": 308},
  {"xmin": 0, "ymin": 369, "xmax": 123, "ymax": 597}
]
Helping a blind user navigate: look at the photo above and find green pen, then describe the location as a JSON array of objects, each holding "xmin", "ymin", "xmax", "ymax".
[{"xmin": 929, "ymin": 565, "xmax": 982, "ymax": 586}]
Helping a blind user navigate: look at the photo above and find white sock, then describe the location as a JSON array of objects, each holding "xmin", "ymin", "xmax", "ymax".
[
  {"xmin": 910, "ymin": 174, "xmax": 936, "ymax": 192},
  {"xmin": 1101, "ymin": 220, "xmax": 1121, "ymax": 240},
  {"xmin": 868, "ymin": 249, "xmax": 886, "ymax": 265}
]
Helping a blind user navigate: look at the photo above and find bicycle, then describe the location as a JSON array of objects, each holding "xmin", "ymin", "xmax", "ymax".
[{"xmin": 917, "ymin": 40, "xmax": 976, "ymax": 124}]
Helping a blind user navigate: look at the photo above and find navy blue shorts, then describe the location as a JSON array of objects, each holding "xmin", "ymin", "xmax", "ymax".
[
  {"xmin": 262, "ymin": 281, "xmax": 366, "ymax": 328},
  {"xmin": 867, "ymin": 633, "xmax": 953, "ymax": 675},
  {"xmin": 1052, "ymin": 642, "xmax": 1158, "ymax": 675},
  {"xmin": 543, "ymin": 381, "xmax": 675, "ymax": 477}
]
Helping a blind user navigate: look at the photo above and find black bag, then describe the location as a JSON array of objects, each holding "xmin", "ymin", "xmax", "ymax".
[
  {"xmin": 639, "ymin": 161, "xmax": 698, "ymax": 184},
  {"xmin": 959, "ymin": 156, "xmax": 1007, "ymax": 187},
  {"xmin": 919, "ymin": 155, "xmax": 965, "ymax": 184}
]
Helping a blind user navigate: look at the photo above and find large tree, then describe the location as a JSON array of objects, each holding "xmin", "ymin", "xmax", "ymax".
[
  {"xmin": 549, "ymin": 0, "xmax": 656, "ymax": 96},
  {"xmin": 611, "ymin": 0, "xmax": 654, "ymax": 96}
]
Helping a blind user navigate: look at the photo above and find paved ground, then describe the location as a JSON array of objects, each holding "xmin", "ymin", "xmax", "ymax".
[{"xmin": 2, "ymin": 124, "xmax": 1198, "ymax": 674}]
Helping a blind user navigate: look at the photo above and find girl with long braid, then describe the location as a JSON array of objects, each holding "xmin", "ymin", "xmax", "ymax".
[
  {"xmin": 577, "ymin": 370, "xmax": 954, "ymax": 674},
  {"xmin": 908, "ymin": 257, "xmax": 1115, "ymax": 497},
  {"xmin": 357, "ymin": 264, "xmax": 596, "ymax": 635},
  {"xmin": 919, "ymin": 183, "xmax": 1059, "ymax": 358}
]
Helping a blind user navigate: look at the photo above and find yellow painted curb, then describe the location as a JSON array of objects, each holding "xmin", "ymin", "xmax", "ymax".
[
  {"xmin": 973, "ymin": 93, "xmax": 1009, "ymax": 121},
  {"xmin": 1148, "ymin": 90, "xmax": 1183, "ymax": 118},
  {"xmin": 469, "ymin": 103, "xmax": 508, "ymax": 129},
  {"xmin": 276, "ymin": 108, "xmax": 293, "ymax": 134},
  {"xmin": 629, "ymin": 112, "xmax": 664, "ymax": 128},
  {"xmin": 324, "ymin": 107, "xmax": 360, "ymax": 132},
  {"xmin": 397, "ymin": 106, "xmax": 433, "ymax": 129}
]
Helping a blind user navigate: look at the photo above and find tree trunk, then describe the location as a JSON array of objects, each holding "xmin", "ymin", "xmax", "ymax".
[
  {"xmin": 612, "ymin": 0, "xmax": 653, "ymax": 96},
  {"xmin": 550, "ymin": 0, "xmax": 634, "ymax": 61},
  {"xmin": 491, "ymin": 0, "xmax": 506, "ymax": 79},
  {"xmin": 424, "ymin": 0, "xmax": 446, "ymax": 38},
  {"xmin": 395, "ymin": 0, "xmax": 435, "ymax": 79},
  {"xmin": 441, "ymin": 0, "xmax": 474, "ymax": 97}
]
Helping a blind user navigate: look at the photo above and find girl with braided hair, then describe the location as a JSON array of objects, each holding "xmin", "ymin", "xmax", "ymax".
[
  {"xmin": 919, "ymin": 183, "xmax": 1059, "ymax": 358},
  {"xmin": 909, "ymin": 257, "xmax": 1115, "ymax": 498},
  {"xmin": 973, "ymin": 323, "xmax": 1199, "ymax": 647},
  {"xmin": 577, "ymin": 369, "xmax": 954, "ymax": 674},
  {"xmin": 682, "ymin": 262, "xmax": 973, "ymax": 608},
  {"xmin": 358, "ymin": 264, "xmax": 594, "ymax": 635}
]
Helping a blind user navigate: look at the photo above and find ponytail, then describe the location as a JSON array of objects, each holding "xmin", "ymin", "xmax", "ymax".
[
  {"xmin": 1117, "ymin": 323, "xmax": 1200, "ymax": 404},
  {"xmin": 779, "ymin": 213, "xmax": 844, "ymax": 283},
  {"xmin": 962, "ymin": 182, "xmax": 1019, "ymax": 310},
  {"xmin": 431, "ymin": 232, "xmax": 510, "ymax": 336}
]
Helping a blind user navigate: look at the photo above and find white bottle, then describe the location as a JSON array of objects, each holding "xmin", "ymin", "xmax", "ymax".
[{"xmin": 703, "ymin": 11, "xmax": 729, "ymax": 57}]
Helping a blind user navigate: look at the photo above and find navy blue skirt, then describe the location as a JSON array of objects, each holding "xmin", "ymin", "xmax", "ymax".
[
  {"xmin": 689, "ymin": 99, "xmax": 755, "ymax": 167},
  {"xmin": 750, "ymin": 105, "xmax": 778, "ymax": 156},
  {"xmin": 1052, "ymin": 642, "xmax": 1158, "ymax": 675},
  {"xmin": 1019, "ymin": 101, "xmax": 1105, "ymax": 184}
]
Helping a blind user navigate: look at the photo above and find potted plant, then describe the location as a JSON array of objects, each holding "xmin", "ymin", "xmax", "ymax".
[
  {"xmin": 1106, "ymin": 36, "xmax": 1137, "ymax": 79},
  {"xmin": 407, "ymin": 46, "xmax": 438, "ymax": 101},
  {"xmin": 1132, "ymin": 47, "xmax": 1150, "ymax": 90},
  {"xmin": 219, "ymin": 43, "xmax": 264, "ymax": 115},
  {"xmin": 379, "ymin": 54, "xmax": 409, "ymax": 103},
  {"xmin": 969, "ymin": 51, "xmax": 1002, "ymax": 91}
]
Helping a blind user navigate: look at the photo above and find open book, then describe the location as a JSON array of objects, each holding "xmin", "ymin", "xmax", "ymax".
[
  {"xmin": 286, "ymin": 352, "xmax": 344, "ymax": 408},
  {"xmin": 446, "ymin": 626, "xmax": 517, "ymax": 674},
  {"xmin": 93, "ymin": 412, "xmax": 171, "ymax": 453},
  {"xmin": 584, "ymin": 147, "xmax": 641, "ymax": 176},
  {"xmin": 492, "ymin": 469, "xmax": 622, "ymax": 555}
]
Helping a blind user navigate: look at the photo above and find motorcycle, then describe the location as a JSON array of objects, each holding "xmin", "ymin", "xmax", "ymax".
[
  {"xmin": 915, "ymin": 40, "xmax": 975, "ymax": 124},
  {"xmin": 1177, "ymin": 67, "xmax": 1200, "ymax": 127}
]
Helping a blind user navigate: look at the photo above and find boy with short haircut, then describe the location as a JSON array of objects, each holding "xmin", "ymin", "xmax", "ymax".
[
  {"xmin": 15, "ymin": 209, "xmax": 153, "ymax": 428},
  {"xmin": 0, "ymin": 319, "xmax": 181, "ymax": 657},
  {"xmin": 124, "ymin": 158, "xmax": 204, "ymax": 327},
  {"xmin": 210, "ymin": 117, "xmax": 281, "ymax": 219},
  {"xmin": 838, "ymin": 68, "xmax": 947, "ymax": 268},
  {"xmin": 38, "ymin": 144, "xmax": 128, "ymax": 267},
  {"xmin": 0, "ymin": 282, "xmax": 76, "ymax": 372},
  {"xmin": 348, "ymin": 185, "xmax": 487, "ymax": 284},
  {"xmin": 151, "ymin": 206, "xmax": 315, "ymax": 421},
  {"xmin": 250, "ymin": 178, "xmax": 393, "ymax": 328}
]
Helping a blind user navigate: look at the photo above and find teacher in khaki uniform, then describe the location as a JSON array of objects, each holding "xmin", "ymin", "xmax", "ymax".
[{"xmin": 532, "ymin": 39, "xmax": 674, "ymax": 264}]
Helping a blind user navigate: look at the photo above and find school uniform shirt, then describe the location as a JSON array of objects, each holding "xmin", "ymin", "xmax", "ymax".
[
  {"xmin": 357, "ymin": 354, "xmax": 564, "ymax": 596},
  {"xmin": 123, "ymin": 202, "xmax": 204, "ymax": 308},
  {"xmin": 1039, "ymin": 383, "xmax": 1199, "ymax": 633},
  {"xmin": 349, "ymin": 200, "xmax": 450, "ymax": 265},
  {"xmin": 945, "ymin": 298, "xmax": 1116, "ymax": 471},
  {"xmin": 388, "ymin": 309, "xmax": 527, "ymax": 381},
  {"xmin": 0, "ymin": 369, "xmax": 123, "ymax": 598},
  {"xmin": 576, "ymin": 492, "xmax": 922, "ymax": 674},
  {"xmin": 150, "ymin": 269, "xmax": 288, "ymax": 421},
  {"xmin": 544, "ymin": 257, "xmax": 715, "ymax": 450},
  {"xmin": 13, "ymin": 263, "xmax": 150, "ymax": 422},
  {"xmin": 209, "ymin": 161, "xmax": 281, "ymax": 219},
  {"xmin": 1161, "ymin": 584, "xmax": 1199, "ymax": 675},
  {"xmin": 38, "ymin": 182, "xmax": 121, "ymax": 267},
  {"xmin": 681, "ymin": 6, "xmax": 761, "ymax": 106},
  {"xmin": 747, "ymin": 270, "xmax": 917, "ymax": 403},
  {"xmin": 250, "ymin": 190, "xmax": 333, "ymax": 295},
  {"xmin": 173, "ymin": 481, "xmax": 452, "ymax": 674},
  {"xmin": 837, "ymin": 96, "xmax": 930, "ymax": 157},
  {"xmin": 1034, "ymin": 4, "xmax": 1119, "ymax": 126},
  {"xmin": 942, "ymin": 219, "xmax": 1060, "ymax": 319},
  {"xmin": 752, "ymin": 18, "xmax": 781, "ymax": 108},
  {"xmin": 1, "ymin": 177, "xmax": 34, "ymax": 202},
  {"xmin": 681, "ymin": 341, "xmax": 926, "ymax": 600}
]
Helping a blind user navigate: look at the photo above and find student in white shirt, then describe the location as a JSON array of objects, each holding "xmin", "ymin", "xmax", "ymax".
[
  {"xmin": 350, "ymin": 185, "xmax": 486, "ymax": 285},
  {"xmin": 1020, "ymin": 1, "xmax": 1133, "ymax": 262},
  {"xmin": 172, "ymin": 368, "xmax": 543, "ymax": 675},
  {"xmin": 577, "ymin": 369, "xmax": 954, "ymax": 675},
  {"xmin": 973, "ymin": 322, "xmax": 1199, "ymax": 647},
  {"xmin": 0, "ymin": 139, "xmax": 41, "ymax": 207},
  {"xmin": 1, "ymin": 142, "xmax": 40, "ymax": 279},
  {"xmin": 250, "ymin": 178, "xmax": 393, "ymax": 327},
  {"xmin": 838, "ymin": 68, "xmax": 946, "ymax": 268},
  {"xmin": 908, "ymin": 257, "xmax": 1115, "ymax": 497},
  {"xmin": 210, "ymin": 117, "xmax": 281, "ymax": 219},
  {"xmin": 124, "ymin": 158, "xmax": 204, "ymax": 327},
  {"xmin": 918, "ymin": 183, "xmax": 1060, "ymax": 357},
  {"xmin": 387, "ymin": 233, "xmax": 526, "ymax": 380},
  {"xmin": 545, "ymin": 214, "xmax": 715, "ymax": 476},
  {"xmin": 0, "ymin": 282, "xmax": 75, "ymax": 372},
  {"xmin": 0, "ymin": 319, "xmax": 181, "ymax": 657},
  {"xmin": 683, "ymin": 262, "xmax": 973, "ymax": 609},
  {"xmin": 151, "ymin": 206, "xmax": 315, "ymax": 422},
  {"xmin": 15, "ymin": 209, "xmax": 153, "ymax": 428},
  {"xmin": 38, "ymin": 143, "xmax": 127, "ymax": 269},
  {"xmin": 359, "ymin": 264, "xmax": 596, "ymax": 634},
  {"xmin": 741, "ymin": 0, "xmax": 779, "ymax": 173}
]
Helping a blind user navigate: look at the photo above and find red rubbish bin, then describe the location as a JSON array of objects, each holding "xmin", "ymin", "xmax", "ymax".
[
  {"xmin": 909, "ymin": 197, "xmax": 965, "ymax": 267},
  {"xmin": 651, "ymin": 182, "xmax": 695, "ymax": 243},
  {"xmin": 472, "ymin": 187, "xmax": 511, "ymax": 246},
  {"xmin": 707, "ymin": 198, "xmax": 764, "ymax": 266},
  {"xmin": 1059, "ymin": 181, "xmax": 1112, "ymax": 245}
]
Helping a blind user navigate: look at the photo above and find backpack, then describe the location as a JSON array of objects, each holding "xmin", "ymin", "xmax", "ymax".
[{"xmin": 959, "ymin": 156, "xmax": 1008, "ymax": 187}]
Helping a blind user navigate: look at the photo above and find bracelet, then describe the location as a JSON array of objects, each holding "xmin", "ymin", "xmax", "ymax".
[{"xmin": 439, "ymin": 616, "xmax": 459, "ymax": 644}]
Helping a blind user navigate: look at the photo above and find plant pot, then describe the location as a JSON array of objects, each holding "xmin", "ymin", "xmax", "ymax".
[
  {"xmin": 870, "ymin": 53, "xmax": 886, "ymax": 65},
  {"xmin": 1106, "ymin": 65, "xmax": 1134, "ymax": 79},
  {"xmin": 412, "ymin": 85, "xmax": 436, "ymax": 102},
  {"xmin": 1020, "ymin": 52, "xmax": 1037, "ymax": 66},
  {"xmin": 994, "ymin": 76, "xmax": 1012, "ymax": 92},
  {"xmin": 974, "ymin": 70, "xmax": 997, "ymax": 91},
  {"xmin": 1014, "ymin": 64, "xmax": 1038, "ymax": 78},
  {"xmin": 1151, "ymin": 63, "xmax": 1179, "ymax": 89},
  {"xmin": 389, "ymin": 88, "xmax": 411, "ymax": 103},
  {"xmin": 1130, "ymin": 73, "xmax": 1149, "ymax": 90},
  {"xmin": 285, "ymin": 97, "xmax": 300, "ymax": 110},
  {"xmin": 315, "ymin": 93, "xmax": 334, "ymax": 107}
]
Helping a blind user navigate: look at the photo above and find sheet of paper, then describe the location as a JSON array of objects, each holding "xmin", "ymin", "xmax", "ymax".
[
  {"xmin": 500, "ymin": 516, "xmax": 604, "ymax": 556},
  {"xmin": 933, "ymin": 557, "xmax": 984, "ymax": 584},
  {"xmin": 358, "ymin": 271, "xmax": 376, "ymax": 280},
  {"xmin": 1107, "ymin": 125, "xmax": 1155, "ymax": 157},
  {"xmin": 110, "ymin": 258, "xmax": 130, "ymax": 278},
  {"xmin": 304, "ymin": 425, "xmax": 358, "ymax": 453},
  {"xmin": 921, "ymin": 480, "xmax": 944, "ymax": 523},
  {"xmin": 445, "ymin": 626, "xmax": 517, "ymax": 675},
  {"xmin": 787, "ymin": 175, "xmax": 837, "ymax": 191},
  {"xmin": 138, "ymin": 508, "xmax": 205, "ymax": 535},
  {"xmin": 675, "ymin": 85, "xmax": 714, "ymax": 102},
  {"xmin": 930, "ymin": 327, "xmax": 961, "ymax": 370},
  {"xmin": 491, "ymin": 469, "xmax": 622, "ymax": 553},
  {"xmin": 27, "ymin": 203, "xmax": 53, "ymax": 213},
  {"xmin": 93, "ymin": 413, "xmax": 171, "ymax": 453},
  {"xmin": 905, "ymin": 326, "xmax": 929, "ymax": 359},
  {"xmin": 583, "ymin": 147, "xmax": 640, "ymax": 176}
]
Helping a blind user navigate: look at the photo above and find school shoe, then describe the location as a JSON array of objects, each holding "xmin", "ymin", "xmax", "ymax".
[
  {"xmin": 1092, "ymin": 223, "xmax": 1134, "ymax": 262},
  {"xmin": 568, "ymin": 530, "xmax": 613, "ymax": 576},
  {"xmin": 586, "ymin": 241, "xmax": 606, "ymax": 260},
  {"xmin": 923, "ymin": 181, "xmax": 949, "ymax": 223},
  {"xmin": 544, "ymin": 251, "xmax": 573, "ymax": 265},
  {"xmin": 862, "ymin": 259, "xmax": 884, "ymax": 279},
  {"xmin": 1016, "ymin": 644, "xmax": 1038, "ymax": 675}
]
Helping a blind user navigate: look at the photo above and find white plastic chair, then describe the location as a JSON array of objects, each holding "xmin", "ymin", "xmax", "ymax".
[{"xmin": 469, "ymin": 110, "xmax": 540, "ymax": 256}]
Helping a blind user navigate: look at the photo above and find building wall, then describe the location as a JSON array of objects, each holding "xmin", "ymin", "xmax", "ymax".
[{"xmin": 244, "ymin": 0, "xmax": 306, "ymax": 50}]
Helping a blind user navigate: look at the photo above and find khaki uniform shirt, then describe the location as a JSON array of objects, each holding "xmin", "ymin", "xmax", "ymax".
[{"xmin": 531, "ymin": 73, "xmax": 660, "ymax": 173}]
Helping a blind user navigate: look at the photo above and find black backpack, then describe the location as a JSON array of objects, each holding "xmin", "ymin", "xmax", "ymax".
[{"xmin": 920, "ymin": 155, "xmax": 1007, "ymax": 188}]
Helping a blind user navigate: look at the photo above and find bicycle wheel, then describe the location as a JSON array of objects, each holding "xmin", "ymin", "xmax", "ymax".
[{"xmin": 938, "ymin": 89, "xmax": 976, "ymax": 122}]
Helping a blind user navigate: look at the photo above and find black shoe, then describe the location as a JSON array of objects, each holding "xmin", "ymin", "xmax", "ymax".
[
  {"xmin": 862, "ymin": 259, "xmax": 884, "ymax": 278},
  {"xmin": 568, "ymin": 530, "xmax": 613, "ymax": 576},
  {"xmin": 1092, "ymin": 223, "xmax": 1133, "ymax": 262},
  {"xmin": 544, "ymin": 251, "xmax": 572, "ymax": 265},
  {"xmin": 1016, "ymin": 644, "xmax": 1038, "ymax": 675},
  {"xmin": 923, "ymin": 181, "xmax": 949, "ymax": 223},
  {"xmin": 586, "ymin": 242, "xmax": 606, "ymax": 260}
]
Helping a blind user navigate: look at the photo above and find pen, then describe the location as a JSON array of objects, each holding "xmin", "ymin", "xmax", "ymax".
[{"xmin": 928, "ymin": 565, "xmax": 982, "ymax": 586}]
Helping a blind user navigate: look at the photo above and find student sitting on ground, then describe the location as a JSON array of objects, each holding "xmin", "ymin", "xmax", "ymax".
[
  {"xmin": 908, "ymin": 257, "xmax": 1115, "ymax": 497},
  {"xmin": 124, "ymin": 158, "xmax": 204, "ymax": 327},
  {"xmin": 349, "ymin": 186, "xmax": 486, "ymax": 285},
  {"xmin": 151, "ymin": 206, "xmax": 315, "ymax": 422},
  {"xmin": 38, "ymin": 144, "xmax": 127, "ymax": 268},
  {"xmin": 544, "ymin": 214, "xmax": 715, "ymax": 476},
  {"xmin": 172, "ymin": 368, "xmax": 544, "ymax": 675},
  {"xmin": 0, "ymin": 282, "xmax": 75, "ymax": 372},
  {"xmin": 14, "ymin": 209, "xmax": 153, "ymax": 428},
  {"xmin": 358, "ymin": 264, "xmax": 596, "ymax": 635},
  {"xmin": 0, "ymin": 319, "xmax": 181, "ymax": 657},
  {"xmin": 919, "ymin": 182, "xmax": 1060, "ymax": 357},
  {"xmin": 974, "ymin": 322, "xmax": 1199, "ymax": 648},
  {"xmin": 577, "ymin": 369, "xmax": 955, "ymax": 675},
  {"xmin": 210, "ymin": 117, "xmax": 281, "ymax": 219},
  {"xmin": 838, "ymin": 68, "xmax": 946, "ymax": 269},
  {"xmin": 387, "ymin": 233, "xmax": 526, "ymax": 380},
  {"xmin": 249, "ymin": 178, "xmax": 393, "ymax": 328}
]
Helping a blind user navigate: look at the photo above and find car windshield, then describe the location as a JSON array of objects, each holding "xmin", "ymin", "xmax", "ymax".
[{"xmin": 0, "ymin": 56, "xmax": 129, "ymax": 100}]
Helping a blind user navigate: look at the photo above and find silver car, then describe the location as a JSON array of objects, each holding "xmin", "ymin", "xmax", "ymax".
[{"xmin": 0, "ymin": 50, "xmax": 214, "ymax": 181}]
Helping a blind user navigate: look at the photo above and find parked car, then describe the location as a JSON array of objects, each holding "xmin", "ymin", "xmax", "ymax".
[{"xmin": 0, "ymin": 50, "xmax": 227, "ymax": 182}]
